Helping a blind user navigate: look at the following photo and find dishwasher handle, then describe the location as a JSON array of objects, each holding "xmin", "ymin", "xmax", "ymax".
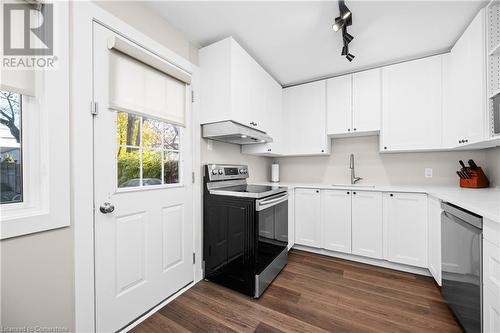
[{"xmin": 441, "ymin": 202, "xmax": 482, "ymax": 229}]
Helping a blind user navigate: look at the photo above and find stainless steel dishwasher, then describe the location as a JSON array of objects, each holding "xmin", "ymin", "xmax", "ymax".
[{"xmin": 441, "ymin": 202, "xmax": 482, "ymax": 333}]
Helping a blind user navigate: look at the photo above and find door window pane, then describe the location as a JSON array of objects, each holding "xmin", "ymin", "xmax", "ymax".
[
  {"xmin": 142, "ymin": 149, "xmax": 162, "ymax": 186},
  {"xmin": 116, "ymin": 112, "xmax": 181, "ymax": 188},
  {"xmin": 117, "ymin": 147, "xmax": 140, "ymax": 188},
  {"xmin": 164, "ymin": 151, "xmax": 179, "ymax": 184},
  {"xmin": 164, "ymin": 124, "xmax": 180, "ymax": 150},
  {"xmin": 143, "ymin": 118, "xmax": 162, "ymax": 148},
  {"xmin": 117, "ymin": 112, "xmax": 140, "ymax": 147},
  {"xmin": 0, "ymin": 91, "xmax": 22, "ymax": 204}
]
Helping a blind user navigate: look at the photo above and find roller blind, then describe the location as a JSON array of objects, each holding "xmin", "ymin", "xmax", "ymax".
[
  {"xmin": 108, "ymin": 37, "xmax": 189, "ymax": 127},
  {"xmin": 0, "ymin": 69, "xmax": 36, "ymax": 96}
]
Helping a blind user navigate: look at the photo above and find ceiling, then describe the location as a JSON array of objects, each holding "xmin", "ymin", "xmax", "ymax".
[{"xmin": 147, "ymin": 1, "xmax": 486, "ymax": 86}]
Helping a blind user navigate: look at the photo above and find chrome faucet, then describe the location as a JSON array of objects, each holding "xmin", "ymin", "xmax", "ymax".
[{"xmin": 350, "ymin": 153, "xmax": 363, "ymax": 184}]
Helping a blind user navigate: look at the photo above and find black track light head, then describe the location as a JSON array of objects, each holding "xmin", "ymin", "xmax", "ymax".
[
  {"xmin": 346, "ymin": 53, "xmax": 355, "ymax": 62},
  {"xmin": 341, "ymin": 44, "xmax": 348, "ymax": 56},
  {"xmin": 343, "ymin": 31, "xmax": 354, "ymax": 44},
  {"xmin": 332, "ymin": 16, "xmax": 344, "ymax": 32}
]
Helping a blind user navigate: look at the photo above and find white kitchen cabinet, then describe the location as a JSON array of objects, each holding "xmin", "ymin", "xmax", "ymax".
[
  {"xmin": 352, "ymin": 191, "xmax": 383, "ymax": 259},
  {"xmin": 383, "ymin": 193, "xmax": 428, "ymax": 268},
  {"xmin": 322, "ymin": 190, "xmax": 352, "ymax": 253},
  {"xmin": 326, "ymin": 75, "xmax": 351, "ymax": 135},
  {"xmin": 484, "ymin": 239, "xmax": 500, "ymax": 333},
  {"xmin": 444, "ymin": 9, "xmax": 487, "ymax": 148},
  {"xmin": 282, "ymin": 81, "xmax": 330, "ymax": 155},
  {"xmin": 326, "ymin": 69, "xmax": 381, "ymax": 137},
  {"xmin": 352, "ymin": 68, "xmax": 381, "ymax": 134},
  {"xmin": 241, "ymin": 78, "xmax": 284, "ymax": 156},
  {"xmin": 199, "ymin": 37, "xmax": 280, "ymax": 134},
  {"xmin": 381, "ymin": 55, "xmax": 443, "ymax": 152},
  {"xmin": 428, "ymin": 196, "xmax": 442, "ymax": 285},
  {"xmin": 295, "ymin": 188, "xmax": 322, "ymax": 248}
]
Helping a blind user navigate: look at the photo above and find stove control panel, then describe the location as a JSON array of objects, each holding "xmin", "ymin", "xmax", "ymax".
[{"xmin": 206, "ymin": 164, "xmax": 249, "ymax": 181}]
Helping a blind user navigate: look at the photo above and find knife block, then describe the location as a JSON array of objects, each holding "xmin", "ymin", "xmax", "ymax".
[{"xmin": 460, "ymin": 167, "xmax": 490, "ymax": 188}]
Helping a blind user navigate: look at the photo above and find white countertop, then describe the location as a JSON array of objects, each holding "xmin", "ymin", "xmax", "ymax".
[{"xmin": 256, "ymin": 182, "xmax": 500, "ymax": 223}]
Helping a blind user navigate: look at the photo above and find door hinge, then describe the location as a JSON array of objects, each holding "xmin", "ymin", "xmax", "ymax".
[
  {"xmin": 192, "ymin": 172, "xmax": 195, "ymax": 184},
  {"xmin": 191, "ymin": 90, "xmax": 195, "ymax": 103},
  {"xmin": 90, "ymin": 101, "xmax": 98, "ymax": 116},
  {"xmin": 192, "ymin": 253, "xmax": 196, "ymax": 264}
]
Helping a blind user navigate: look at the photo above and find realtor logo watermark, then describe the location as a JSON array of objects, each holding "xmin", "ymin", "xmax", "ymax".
[{"xmin": 2, "ymin": 2, "xmax": 57, "ymax": 69}]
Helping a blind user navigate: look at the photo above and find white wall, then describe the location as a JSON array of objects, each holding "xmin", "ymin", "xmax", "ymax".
[
  {"xmin": 1, "ymin": 228, "xmax": 74, "ymax": 330},
  {"xmin": 276, "ymin": 136, "xmax": 488, "ymax": 186},
  {"xmin": 201, "ymin": 139, "xmax": 272, "ymax": 182}
]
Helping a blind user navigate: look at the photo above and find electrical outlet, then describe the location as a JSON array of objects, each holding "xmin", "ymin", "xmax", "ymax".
[
  {"xmin": 207, "ymin": 139, "xmax": 213, "ymax": 151},
  {"xmin": 425, "ymin": 168, "xmax": 433, "ymax": 178}
]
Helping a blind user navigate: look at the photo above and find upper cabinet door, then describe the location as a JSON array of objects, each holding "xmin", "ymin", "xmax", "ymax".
[
  {"xmin": 381, "ymin": 55, "xmax": 443, "ymax": 152},
  {"xmin": 445, "ymin": 9, "xmax": 486, "ymax": 147},
  {"xmin": 199, "ymin": 37, "xmax": 280, "ymax": 134},
  {"xmin": 326, "ymin": 75, "xmax": 352, "ymax": 135},
  {"xmin": 352, "ymin": 68, "xmax": 381, "ymax": 133},
  {"xmin": 282, "ymin": 81, "xmax": 329, "ymax": 155}
]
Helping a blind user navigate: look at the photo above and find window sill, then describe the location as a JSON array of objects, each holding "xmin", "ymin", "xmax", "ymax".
[{"xmin": 1, "ymin": 209, "xmax": 70, "ymax": 240}]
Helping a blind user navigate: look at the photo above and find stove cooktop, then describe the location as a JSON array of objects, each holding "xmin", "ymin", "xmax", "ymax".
[{"xmin": 208, "ymin": 184, "xmax": 287, "ymax": 199}]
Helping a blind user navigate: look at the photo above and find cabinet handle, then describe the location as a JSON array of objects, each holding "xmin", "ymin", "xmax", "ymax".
[
  {"xmin": 353, "ymin": 191, "xmax": 356, "ymax": 195},
  {"xmin": 390, "ymin": 193, "xmax": 394, "ymax": 197},
  {"xmin": 465, "ymin": 139, "xmax": 468, "ymax": 143},
  {"xmin": 384, "ymin": 146, "xmax": 387, "ymax": 150},
  {"xmin": 353, "ymin": 128, "xmax": 357, "ymax": 131},
  {"xmin": 347, "ymin": 191, "xmax": 350, "ymax": 194},
  {"xmin": 321, "ymin": 149, "xmax": 324, "ymax": 153},
  {"xmin": 348, "ymin": 128, "xmax": 351, "ymax": 132},
  {"xmin": 267, "ymin": 148, "xmax": 271, "ymax": 152},
  {"xmin": 315, "ymin": 190, "xmax": 319, "ymax": 193}
]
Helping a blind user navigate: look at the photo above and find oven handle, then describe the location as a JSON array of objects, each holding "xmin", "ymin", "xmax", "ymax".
[{"xmin": 256, "ymin": 192, "xmax": 289, "ymax": 211}]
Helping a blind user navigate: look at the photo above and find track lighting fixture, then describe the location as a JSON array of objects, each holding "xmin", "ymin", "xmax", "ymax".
[{"xmin": 333, "ymin": 0, "xmax": 355, "ymax": 61}]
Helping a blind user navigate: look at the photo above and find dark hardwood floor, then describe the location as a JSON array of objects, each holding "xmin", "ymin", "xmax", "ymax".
[{"xmin": 130, "ymin": 250, "xmax": 463, "ymax": 333}]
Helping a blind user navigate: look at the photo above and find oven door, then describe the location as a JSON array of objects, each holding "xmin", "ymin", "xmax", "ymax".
[{"xmin": 255, "ymin": 192, "xmax": 288, "ymax": 275}]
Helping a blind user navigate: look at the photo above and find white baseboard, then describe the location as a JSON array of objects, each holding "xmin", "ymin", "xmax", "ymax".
[
  {"xmin": 292, "ymin": 245, "xmax": 431, "ymax": 277},
  {"xmin": 121, "ymin": 281, "xmax": 195, "ymax": 333}
]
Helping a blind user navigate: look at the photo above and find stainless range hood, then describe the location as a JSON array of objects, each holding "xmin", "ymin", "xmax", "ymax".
[{"xmin": 202, "ymin": 121, "xmax": 273, "ymax": 145}]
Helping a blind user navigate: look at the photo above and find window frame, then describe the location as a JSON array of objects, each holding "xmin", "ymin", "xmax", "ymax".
[{"xmin": 0, "ymin": 80, "xmax": 48, "ymax": 218}]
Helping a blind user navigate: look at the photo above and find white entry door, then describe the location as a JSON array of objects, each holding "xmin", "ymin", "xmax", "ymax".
[{"xmin": 93, "ymin": 23, "xmax": 194, "ymax": 333}]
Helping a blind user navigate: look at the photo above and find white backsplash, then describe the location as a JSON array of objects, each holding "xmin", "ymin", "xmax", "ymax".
[{"xmin": 276, "ymin": 136, "xmax": 491, "ymax": 187}]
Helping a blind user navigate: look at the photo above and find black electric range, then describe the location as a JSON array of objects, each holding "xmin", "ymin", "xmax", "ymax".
[{"xmin": 203, "ymin": 164, "xmax": 288, "ymax": 298}]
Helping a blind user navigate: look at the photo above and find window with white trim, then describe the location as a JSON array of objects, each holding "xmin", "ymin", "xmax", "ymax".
[
  {"xmin": 116, "ymin": 112, "xmax": 180, "ymax": 188},
  {"xmin": 0, "ymin": 1, "xmax": 70, "ymax": 239}
]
